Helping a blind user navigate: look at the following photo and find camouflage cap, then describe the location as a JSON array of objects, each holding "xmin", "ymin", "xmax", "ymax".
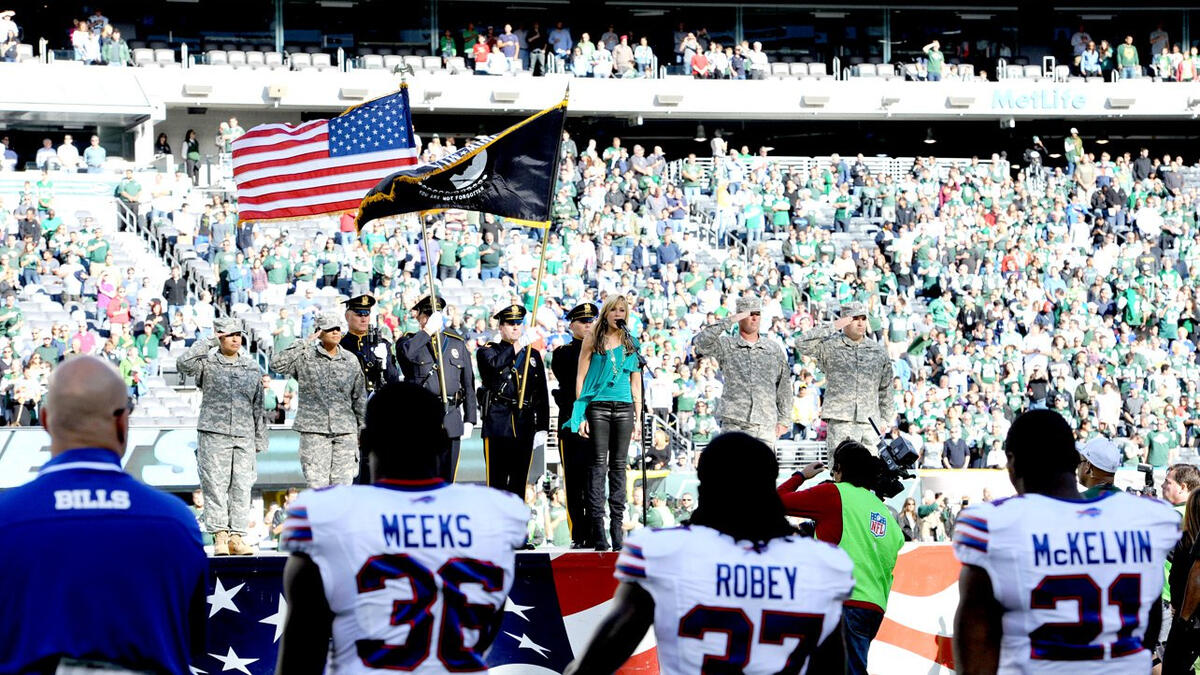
[
  {"xmin": 839, "ymin": 301, "xmax": 868, "ymax": 318},
  {"xmin": 735, "ymin": 296, "xmax": 762, "ymax": 313},
  {"xmin": 316, "ymin": 312, "xmax": 343, "ymax": 332},
  {"xmin": 214, "ymin": 317, "xmax": 244, "ymax": 335}
]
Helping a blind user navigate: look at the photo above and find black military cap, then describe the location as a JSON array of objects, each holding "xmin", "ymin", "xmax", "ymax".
[
  {"xmin": 344, "ymin": 294, "xmax": 377, "ymax": 313},
  {"xmin": 566, "ymin": 302, "xmax": 598, "ymax": 323},
  {"xmin": 411, "ymin": 295, "xmax": 447, "ymax": 315},
  {"xmin": 493, "ymin": 304, "xmax": 527, "ymax": 324}
]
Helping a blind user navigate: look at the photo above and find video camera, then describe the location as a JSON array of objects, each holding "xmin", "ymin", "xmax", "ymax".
[
  {"xmin": 869, "ymin": 419, "xmax": 919, "ymax": 499},
  {"xmin": 1126, "ymin": 463, "xmax": 1157, "ymax": 498},
  {"xmin": 539, "ymin": 471, "xmax": 561, "ymax": 499}
]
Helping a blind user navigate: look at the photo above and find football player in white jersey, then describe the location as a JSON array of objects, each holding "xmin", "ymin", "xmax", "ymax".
[
  {"xmin": 954, "ymin": 409, "xmax": 1182, "ymax": 674},
  {"xmin": 565, "ymin": 432, "xmax": 855, "ymax": 675},
  {"xmin": 275, "ymin": 382, "xmax": 529, "ymax": 675}
]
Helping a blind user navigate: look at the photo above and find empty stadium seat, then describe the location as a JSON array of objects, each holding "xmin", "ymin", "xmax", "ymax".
[
  {"xmin": 264, "ymin": 51, "xmax": 284, "ymax": 69},
  {"xmin": 154, "ymin": 48, "xmax": 177, "ymax": 66},
  {"xmin": 421, "ymin": 56, "xmax": 442, "ymax": 71},
  {"xmin": 228, "ymin": 50, "xmax": 248, "ymax": 67},
  {"xmin": 1023, "ymin": 64, "xmax": 1042, "ymax": 79},
  {"xmin": 403, "ymin": 55, "xmax": 423, "ymax": 71},
  {"xmin": 312, "ymin": 52, "xmax": 333, "ymax": 70},
  {"xmin": 789, "ymin": 62, "xmax": 808, "ymax": 77},
  {"xmin": 855, "ymin": 63, "xmax": 877, "ymax": 77},
  {"xmin": 206, "ymin": 50, "xmax": 228, "ymax": 66},
  {"xmin": 361, "ymin": 54, "xmax": 384, "ymax": 69},
  {"xmin": 132, "ymin": 48, "xmax": 155, "ymax": 67},
  {"xmin": 877, "ymin": 64, "xmax": 896, "ymax": 79},
  {"xmin": 808, "ymin": 62, "xmax": 830, "ymax": 79},
  {"xmin": 770, "ymin": 62, "xmax": 790, "ymax": 78},
  {"xmin": 15, "ymin": 43, "xmax": 33, "ymax": 62},
  {"xmin": 958, "ymin": 63, "xmax": 975, "ymax": 79},
  {"xmin": 445, "ymin": 56, "xmax": 467, "ymax": 73},
  {"xmin": 246, "ymin": 50, "xmax": 266, "ymax": 68},
  {"xmin": 383, "ymin": 54, "xmax": 404, "ymax": 71},
  {"xmin": 289, "ymin": 52, "xmax": 312, "ymax": 70}
]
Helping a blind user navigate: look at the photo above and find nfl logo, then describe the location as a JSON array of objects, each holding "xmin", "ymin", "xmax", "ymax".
[{"xmin": 869, "ymin": 511, "xmax": 887, "ymax": 538}]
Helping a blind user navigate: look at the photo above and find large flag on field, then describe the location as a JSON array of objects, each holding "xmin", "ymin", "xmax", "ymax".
[
  {"xmin": 356, "ymin": 96, "xmax": 568, "ymax": 230},
  {"xmin": 231, "ymin": 88, "xmax": 419, "ymax": 222}
]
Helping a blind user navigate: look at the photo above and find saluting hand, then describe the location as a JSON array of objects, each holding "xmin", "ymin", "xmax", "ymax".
[{"xmin": 833, "ymin": 315, "xmax": 853, "ymax": 330}]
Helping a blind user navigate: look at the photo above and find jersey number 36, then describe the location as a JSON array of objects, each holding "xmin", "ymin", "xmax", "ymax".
[{"xmin": 356, "ymin": 553, "xmax": 504, "ymax": 671}]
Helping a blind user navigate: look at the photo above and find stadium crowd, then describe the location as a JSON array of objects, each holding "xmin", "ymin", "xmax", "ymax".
[{"xmin": 6, "ymin": 128, "xmax": 1200, "ymax": 476}]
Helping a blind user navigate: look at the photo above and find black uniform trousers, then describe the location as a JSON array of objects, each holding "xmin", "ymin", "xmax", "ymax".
[
  {"xmin": 559, "ymin": 428, "xmax": 591, "ymax": 546},
  {"xmin": 438, "ymin": 438, "xmax": 461, "ymax": 483},
  {"xmin": 484, "ymin": 433, "xmax": 534, "ymax": 499}
]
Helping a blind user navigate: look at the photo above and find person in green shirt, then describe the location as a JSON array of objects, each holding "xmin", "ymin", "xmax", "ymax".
[
  {"xmin": 1146, "ymin": 419, "xmax": 1179, "ymax": 468},
  {"xmin": 923, "ymin": 40, "xmax": 945, "ymax": 81},
  {"xmin": 479, "ymin": 230, "xmax": 502, "ymax": 280},
  {"xmin": 1116, "ymin": 34, "xmax": 1139, "ymax": 78},
  {"xmin": 833, "ymin": 184, "xmax": 853, "ymax": 232},
  {"xmin": 436, "ymin": 236, "xmax": 459, "ymax": 280},
  {"xmin": 457, "ymin": 232, "xmax": 481, "ymax": 280}
]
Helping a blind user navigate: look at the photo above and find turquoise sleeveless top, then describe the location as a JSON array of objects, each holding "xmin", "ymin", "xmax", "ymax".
[{"xmin": 564, "ymin": 337, "xmax": 641, "ymax": 432}]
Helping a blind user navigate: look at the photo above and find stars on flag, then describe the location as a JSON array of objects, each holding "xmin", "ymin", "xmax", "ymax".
[
  {"xmin": 207, "ymin": 578, "xmax": 245, "ymax": 618},
  {"xmin": 329, "ymin": 94, "xmax": 412, "ymax": 157}
]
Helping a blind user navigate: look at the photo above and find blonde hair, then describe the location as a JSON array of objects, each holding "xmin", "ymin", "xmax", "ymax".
[{"xmin": 592, "ymin": 294, "xmax": 636, "ymax": 355}]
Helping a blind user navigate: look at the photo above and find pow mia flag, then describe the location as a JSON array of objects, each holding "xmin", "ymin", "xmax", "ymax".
[{"xmin": 357, "ymin": 96, "xmax": 567, "ymax": 230}]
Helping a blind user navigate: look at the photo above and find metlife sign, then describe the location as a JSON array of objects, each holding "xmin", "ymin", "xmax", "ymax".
[{"xmin": 992, "ymin": 87, "xmax": 1087, "ymax": 111}]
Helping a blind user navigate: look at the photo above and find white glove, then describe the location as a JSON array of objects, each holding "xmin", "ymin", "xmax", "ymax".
[
  {"xmin": 533, "ymin": 430, "xmax": 548, "ymax": 449},
  {"xmin": 516, "ymin": 330, "xmax": 536, "ymax": 351},
  {"xmin": 424, "ymin": 311, "xmax": 444, "ymax": 335},
  {"xmin": 462, "ymin": 422, "xmax": 474, "ymax": 439}
]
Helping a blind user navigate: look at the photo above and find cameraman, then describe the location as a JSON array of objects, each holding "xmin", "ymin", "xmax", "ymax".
[{"xmin": 777, "ymin": 440, "xmax": 904, "ymax": 675}]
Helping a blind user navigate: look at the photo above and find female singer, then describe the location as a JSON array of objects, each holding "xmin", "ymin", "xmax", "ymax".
[{"xmin": 566, "ymin": 294, "xmax": 642, "ymax": 551}]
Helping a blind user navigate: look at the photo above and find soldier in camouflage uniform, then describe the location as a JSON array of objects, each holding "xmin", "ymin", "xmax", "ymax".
[
  {"xmin": 795, "ymin": 301, "xmax": 895, "ymax": 453},
  {"xmin": 176, "ymin": 316, "xmax": 266, "ymax": 555},
  {"xmin": 271, "ymin": 312, "xmax": 366, "ymax": 488},
  {"xmin": 692, "ymin": 296, "xmax": 792, "ymax": 449}
]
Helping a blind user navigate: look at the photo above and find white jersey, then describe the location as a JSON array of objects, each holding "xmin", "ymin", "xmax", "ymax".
[
  {"xmin": 953, "ymin": 491, "xmax": 1181, "ymax": 673},
  {"xmin": 615, "ymin": 525, "xmax": 854, "ymax": 675},
  {"xmin": 281, "ymin": 480, "xmax": 528, "ymax": 674}
]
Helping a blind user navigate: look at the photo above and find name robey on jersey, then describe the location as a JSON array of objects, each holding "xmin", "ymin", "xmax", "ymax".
[
  {"xmin": 953, "ymin": 491, "xmax": 1182, "ymax": 673},
  {"xmin": 614, "ymin": 524, "xmax": 855, "ymax": 675},
  {"xmin": 280, "ymin": 481, "xmax": 528, "ymax": 674}
]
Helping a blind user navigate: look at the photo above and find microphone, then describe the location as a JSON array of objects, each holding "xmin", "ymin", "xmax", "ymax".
[{"xmin": 615, "ymin": 319, "xmax": 627, "ymax": 331}]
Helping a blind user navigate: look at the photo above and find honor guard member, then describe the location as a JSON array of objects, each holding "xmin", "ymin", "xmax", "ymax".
[
  {"xmin": 551, "ymin": 302, "xmax": 598, "ymax": 548},
  {"xmin": 176, "ymin": 316, "xmax": 267, "ymax": 555},
  {"xmin": 271, "ymin": 312, "xmax": 367, "ymax": 488},
  {"xmin": 341, "ymin": 293, "xmax": 399, "ymax": 484},
  {"xmin": 397, "ymin": 295, "xmax": 478, "ymax": 482},
  {"xmin": 0, "ymin": 356, "xmax": 208, "ymax": 675},
  {"xmin": 795, "ymin": 301, "xmax": 895, "ymax": 452},
  {"xmin": 477, "ymin": 304, "xmax": 550, "ymax": 499}
]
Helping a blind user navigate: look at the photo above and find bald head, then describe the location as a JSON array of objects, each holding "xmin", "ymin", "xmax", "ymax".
[{"xmin": 43, "ymin": 355, "xmax": 130, "ymax": 457}]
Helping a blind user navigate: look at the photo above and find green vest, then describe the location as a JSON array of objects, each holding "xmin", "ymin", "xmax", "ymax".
[{"xmin": 835, "ymin": 483, "xmax": 903, "ymax": 611}]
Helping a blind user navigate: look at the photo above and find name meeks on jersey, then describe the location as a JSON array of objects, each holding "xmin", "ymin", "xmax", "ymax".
[
  {"xmin": 381, "ymin": 512, "xmax": 474, "ymax": 549},
  {"xmin": 1032, "ymin": 529, "xmax": 1154, "ymax": 568}
]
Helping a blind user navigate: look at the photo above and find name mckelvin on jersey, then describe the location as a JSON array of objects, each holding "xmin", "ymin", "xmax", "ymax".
[{"xmin": 1032, "ymin": 529, "xmax": 1154, "ymax": 567}]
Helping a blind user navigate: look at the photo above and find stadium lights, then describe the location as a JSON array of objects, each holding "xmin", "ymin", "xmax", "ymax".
[
  {"xmin": 1095, "ymin": 134, "xmax": 1110, "ymax": 145},
  {"xmin": 694, "ymin": 124, "xmax": 706, "ymax": 142},
  {"xmin": 923, "ymin": 128, "xmax": 937, "ymax": 145},
  {"xmin": 1106, "ymin": 97, "xmax": 1135, "ymax": 109}
]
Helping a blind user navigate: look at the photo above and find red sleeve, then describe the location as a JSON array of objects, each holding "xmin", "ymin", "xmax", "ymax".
[
  {"xmin": 777, "ymin": 473, "xmax": 806, "ymax": 494},
  {"xmin": 778, "ymin": 482, "xmax": 843, "ymax": 544}
]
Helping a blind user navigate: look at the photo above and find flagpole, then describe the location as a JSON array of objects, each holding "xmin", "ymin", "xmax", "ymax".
[
  {"xmin": 419, "ymin": 216, "xmax": 450, "ymax": 409},
  {"xmin": 517, "ymin": 236, "xmax": 550, "ymax": 410},
  {"xmin": 398, "ymin": 67, "xmax": 448, "ymax": 410}
]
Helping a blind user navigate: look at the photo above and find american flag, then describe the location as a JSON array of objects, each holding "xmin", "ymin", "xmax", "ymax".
[
  {"xmin": 199, "ymin": 552, "xmax": 659, "ymax": 675},
  {"xmin": 231, "ymin": 88, "xmax": 418, "ymax": 222}
]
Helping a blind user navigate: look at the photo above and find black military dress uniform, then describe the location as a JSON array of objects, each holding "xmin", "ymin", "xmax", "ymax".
[
  {"xmin": 340, "ymin": 294, "xmax": 400, "ymax": 484},
  {"xmin": 477, "ymin": 304, "xmax": 549, "ymax": 499},
  {"xmin": 551, "ymin": 302, "xmax": 598, "ymax": 547},
  {"xmin": 397, "ymin": 295, "xmax": 478, "ymax": 482}
]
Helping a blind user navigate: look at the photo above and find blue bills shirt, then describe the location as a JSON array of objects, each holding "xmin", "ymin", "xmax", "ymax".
[{"xmin": 0, "ymin": 447, "xmax": 208, "ymax": 674}]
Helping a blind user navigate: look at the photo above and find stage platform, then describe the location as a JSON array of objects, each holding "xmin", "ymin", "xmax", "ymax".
[{"xmin": 205, "ymin": 545, "xmax": 957, "ymax": 674}]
